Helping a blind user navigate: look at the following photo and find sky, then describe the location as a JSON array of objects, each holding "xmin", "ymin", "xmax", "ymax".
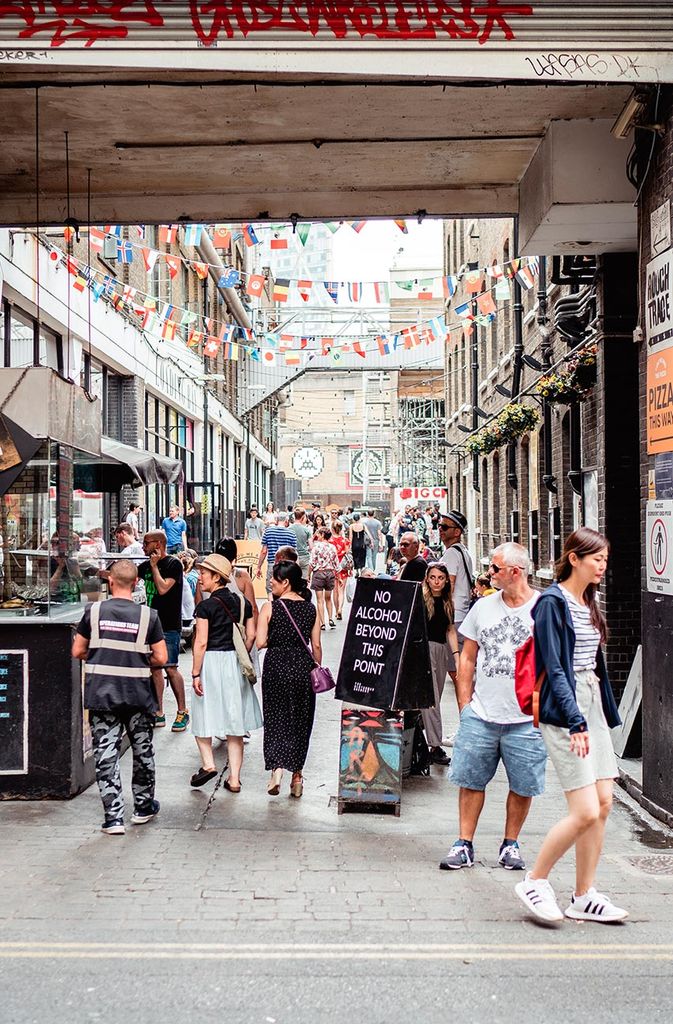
[{"xmin": 331, "ymin": 218, "xmax": 444, "ymax": 279}]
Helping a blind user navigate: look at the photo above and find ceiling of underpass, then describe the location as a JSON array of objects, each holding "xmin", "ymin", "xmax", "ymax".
[{"xmin": 0, "ymin": 70, "xmax": 632, "ymax": 226}]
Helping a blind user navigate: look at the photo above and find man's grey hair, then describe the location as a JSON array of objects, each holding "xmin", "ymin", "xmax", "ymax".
[
  {"xmin": 277, "ymin": 511, "xmax": 289, "ymax": 524},
  {"xmin": 491, "ymin": 542, "xmax": 530, "ymax": 574},
  {"xmin": 401, "ymin": 531, "xmax": 420, "ymax": 551}
]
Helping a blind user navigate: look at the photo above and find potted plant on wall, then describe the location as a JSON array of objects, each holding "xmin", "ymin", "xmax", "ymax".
[
  {"xmin": 535, "ymin": 343, "xmax": 598, "ymax": 405},
  {"xmin": 465, "ymin": 403, "xmax": 540, "ymax": 456}
]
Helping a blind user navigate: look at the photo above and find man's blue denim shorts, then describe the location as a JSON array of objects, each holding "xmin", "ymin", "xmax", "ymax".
[
  {"xmin": 449, "ymin": 704, "xmax": 547, "ymax": 797},
  {"xmin": 163, "ymin": 629, "xmax": 181, "ymax": 668}
]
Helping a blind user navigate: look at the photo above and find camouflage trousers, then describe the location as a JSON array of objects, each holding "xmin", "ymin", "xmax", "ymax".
[{"xmin": 90, "ymin": 710, "xmax": 156, "ymax": 825}]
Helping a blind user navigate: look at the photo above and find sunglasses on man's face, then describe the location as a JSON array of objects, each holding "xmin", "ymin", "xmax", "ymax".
[{"xmin": 489, "ymin": 563, "xmax": 515, "ymax": 574}]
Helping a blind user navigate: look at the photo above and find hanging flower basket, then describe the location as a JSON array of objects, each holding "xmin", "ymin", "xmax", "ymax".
[
  {"xmin": 465, "ymin": 403, "xmax": 540, "ymax": 456},
  {"xmin": 535, "ymin": 343, "xmax": 598, "ymax": 404}
]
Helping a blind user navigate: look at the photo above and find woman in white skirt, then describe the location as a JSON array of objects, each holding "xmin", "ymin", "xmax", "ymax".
[
  {"xmin": 515, "ymin": 528, "xmax": 627, "ymax": 924},
  {"xmin": 421, "ymin": 562, "xmax": 459, "ymax": 766},
  {"xmin": 190, "ymin": 553, "xmax": 262, "ymax": 791}
]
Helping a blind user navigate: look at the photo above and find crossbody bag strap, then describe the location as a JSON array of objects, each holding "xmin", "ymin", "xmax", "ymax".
[
  {"xmin": 278, "ymin": 600, "xmax": 317, "ymax": 667},
  {"xmin": 532, "ymin": 668, "xmax": 546, "ymax": 729},
  {"xmin": 211, "ymin": 591, "xmax": 243, "ymax": 631},
  {"xmin": 455, "ymin": 543, "xmax": 473, "ymax": 582}
]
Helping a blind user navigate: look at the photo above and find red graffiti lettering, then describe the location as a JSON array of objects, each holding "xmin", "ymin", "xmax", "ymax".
[
  {"xmin": 0, "ymin": 2, "xmax": 163, "ymax": 47},
  {"xmin": 189, "ymin": 2, "xmax": 534, "ymax": 45}
]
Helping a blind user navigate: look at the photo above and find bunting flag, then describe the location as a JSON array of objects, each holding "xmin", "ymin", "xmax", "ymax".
[
  {"xmin": 242, "ymin": 224, "xmax": 259, "ymax": 247},
  {"xmin": 181, "ymin": 311, "xmax": 198, "ymax": 326},
  {"xmin": 297, "ymin": 280, "xmax": 312, "ymax": 302},
  {"xmin": 505, "ymin": 258, "xmax": 521, "ymax": 279},
  {"xmin": 141, "ymin": 248, "xmax": 160, "ymax": 273},
  {"xmin": 192, "ymin": 261, "xmax": 209, "ymax": 280},
  {"xmin": 321, "ymin": 338, "xmax": 333, "ymax": 355},
  {"xmin": 104, "ymin": 225, "xmax": 122, "ymax": 239},
  {"xmin": 352, "ymin": 340, "xmax": 366, "ymax": 358},
  {"xmin": 212, "ymin": 226, "xmax": 231, "ymax": 249},
  {"xmin": 373, "ymin": 281, "xmax": 389, "ymax": 304},
  {"xmin": 247, "ymin": 274, "xmax": 265, "ymax": 298},
  {"xmin": 297, "ymin": 224, "xmax": 311, "ymax": 247},
  {"xmin": 91, "ymin": 281, "xmax": 105, "ymax": 301},
  {"xmin": 264, "ymin": 333, "xmax": 278, "ymax": 349},
  {"xmin": 204, "ymin": 335, "xmax": 221, "ymax": 358},
  {"xmin": 161, "ymin": 320, "xmax": 178, "ymax": 342},
  {"xmin": 270, "ymin": 236, "xmax": 288, "ymax": 250},
  {"xmin": 262, "ymin": 350, "xmax": 277, "ymax": 365},
  {"xmin": 159, "ymin": 225, "xmax": 177, "ymax": 245},
  {"xmin": 183, "ymin": 224, "xmax": 203, "ymax": 247},
  {"xmin": 330, "ymin": 348, "xmax": 343, "ymax": 365},
  {"xmin": 495, "ymin": 277, "xmax": 511, "ymax": 301},
  {"xmin": 464, "ymin": 270, "xmax": 484, "ymax": 293},
  {"xmin": 324, "ymin": 282, "xmax": 339, "ymax": 303},
  {"xmin": 376, "ymin": 335, "xmax": 390, "ymax": 356},
  {"xmin": 116, "ymin": 240, "xmax": 134, "ymax": 264},
  {"xmin": 443, "ymin": 275, "xmax": 458, "ymax": 298},
  {"xmin": 477, "ymin": 292, "xmax": 497, "ymax": 316},
  {"xmin": 272, "ymin": 279, "xmax": 290, "ymax": 303},
  {"xmin": 186, "ymin": 329, "xmax": 203, "ymax": 349},
  {"xmin": 347, "ymin": 282, "xmax": 362, "ymax": 303},
  {"xmin": 350, "ymin": 221, "xmax": 367, "ymax": 233},
  {"xmin": 122, "ymin": 285, "xmax": 137, "ymax": 303},
  {"xmin": 223, "ymin": 340, "xmax": 239, "ymax": 361},
  {"xmin": 487, "ymin": 263, "xmax": 504, "ymax": 279},
  {"xmin": 417, "ymin": 279, "xmax": 434, "ymax": 300},
  {"xmin": 394, "ymin": 219, "xmax": 408, "ymax": 233},
  {"xmin": 454, "ymin": 301, "xmax": 474, "ymax": 320},
  {"xmin": 220, "ymin": 269, "xmax": 240, "ymax": 288},
  {"xmin": 238, "ymin": 327, "xmax": 255, "ymax": 341},
  {"xmin": 88, "ymin": 227, "xmax": 105, "ymax": 253},
  {"xmin": 395, "ymin": 279, "xmax": 413, "ymax": 292},
  {"xmin": 165, "ymin": 255, "xmax": 180, "ymax": 279},
  {"xmin": 284, "ymin": 351, "xmax": 301, "ymax": 365},
  {"xmin": 325, "ymin": 222, "xmax": 341, "ymax": 234},
  {"xmin": 515, "ymin": 265, "xmax": 535, "ymax": 290},
  {"xmin": 72, "ymin": 274, "xmax": 87, "ymax": 293}
]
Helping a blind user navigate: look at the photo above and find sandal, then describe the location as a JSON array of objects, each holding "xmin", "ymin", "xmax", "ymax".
[
  {"xmin": 336, "ymin": 613, "xmax": 342, "ymax": 620},
  {"xmin": 329, "ymin": 619, "xmax": 336, "ymax": 629},
  {"xmin": 223, "ymin": 779, "xmax": 242, "ymax": 793},
  {"xmin": 320, "ymin": 624, "xmax": 326, "ymax": 631},
  {"xmin": 190, "ymin": 767, "xmax": 218, "ymax": 788}
]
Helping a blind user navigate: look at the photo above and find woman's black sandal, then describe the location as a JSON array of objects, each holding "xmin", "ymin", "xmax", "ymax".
[{"xmin": 190, "ymin": 767, "xmax": 218, "ymax": 788}]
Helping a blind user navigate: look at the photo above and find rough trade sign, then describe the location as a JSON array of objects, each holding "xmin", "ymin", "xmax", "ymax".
[{"xmin": 646, "ymin": 250, "xmax": 673, "ymax": 354}]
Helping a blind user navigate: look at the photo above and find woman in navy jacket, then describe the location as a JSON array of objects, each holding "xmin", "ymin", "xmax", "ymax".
[{"xmin": 515, "ymin": 528, "xmax": 627, "ymax": 925}]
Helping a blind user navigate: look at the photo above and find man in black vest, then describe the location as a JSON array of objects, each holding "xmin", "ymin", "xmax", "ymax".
[{"xmin": 73, "ymin": 560, "xmax": 167, "ymax": 835}]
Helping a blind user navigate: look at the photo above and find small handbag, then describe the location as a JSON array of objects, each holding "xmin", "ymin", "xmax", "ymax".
[
  {"xmin": 212, "ymin": 592, "xmax": 257, "ymax": 684},
  {"xmin": 278, "ymin": 600, "xmax": 336, "ymax": 694}
]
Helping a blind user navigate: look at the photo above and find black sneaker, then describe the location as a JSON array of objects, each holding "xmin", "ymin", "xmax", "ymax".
[
  {"xmin": 101, "ymin": 820, "xmax": 125, "ymax": 835},
  {"xmin": 131, "ymin": 800, "xmax": 160, "ymax": 825},
  {"xmin": 430, "ymin": 746, "xmax": 451, "ymax": 766},
  {"xmin": 439, "ymin": 840, "xmax": 474, "ymax": 870}
]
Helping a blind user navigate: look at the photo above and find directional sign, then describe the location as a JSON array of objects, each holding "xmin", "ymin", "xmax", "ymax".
[{"xmin": 646, "ymin": 500, "xmax": 673, "ymax": 595}]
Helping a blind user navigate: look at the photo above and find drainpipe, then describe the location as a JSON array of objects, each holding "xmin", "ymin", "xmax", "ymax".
[
  {"xmin": 538, "ymin": 256, "xmax": 557, "ymax": 494},
  {"xmin": 468, "ymin": 261, "xmax": 480, "ymax": 494},
  {"xmin": 508, "ymin": 217, "xmax": 524, "ymax": 491},
  {"xmin": 197, "ymin": 231, "xmax": 252, "ymax": 330}
]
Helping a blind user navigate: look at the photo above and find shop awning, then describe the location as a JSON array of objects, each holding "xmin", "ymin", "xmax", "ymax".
[{"xmin": 101, "ymin": 439, "xmax": 184, "ymax": 487}]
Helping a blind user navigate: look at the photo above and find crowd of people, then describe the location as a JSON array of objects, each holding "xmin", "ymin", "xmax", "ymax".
[{"xmin": 72, "ymin": 496, "xmax": 627, "ymax": 927}]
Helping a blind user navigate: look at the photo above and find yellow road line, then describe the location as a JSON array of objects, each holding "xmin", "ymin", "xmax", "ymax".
[{"xmin": 0, "ymin": 942, "xmax": 671, "ymax": 962}]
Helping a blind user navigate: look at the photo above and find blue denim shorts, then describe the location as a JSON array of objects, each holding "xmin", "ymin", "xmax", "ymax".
[
  {"xmin": 163, "ymin": 629, "xmax": 181, "ymax": 668},
  {"xmin": 449, "ymin": 704, "xmax": 547, "ymax": 797}
]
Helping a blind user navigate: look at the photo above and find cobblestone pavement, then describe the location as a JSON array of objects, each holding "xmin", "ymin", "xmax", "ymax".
[{"xmin": 2, "ymin": 612, "xmax": 673, "ymax": 1023}]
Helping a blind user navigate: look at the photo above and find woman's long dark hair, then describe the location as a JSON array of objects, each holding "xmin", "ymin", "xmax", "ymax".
[
  {"xmin": 556, "ymin": 528, "xmax": 609, "ymax": 643},
  {"xmin": 422, "ymin": 562, "xmax": 454, "ymax": 623}
]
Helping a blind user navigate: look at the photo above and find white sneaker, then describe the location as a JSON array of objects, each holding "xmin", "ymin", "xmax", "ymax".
[
  {"xmin": 515, "ymin": 872, "xmax": 564, "ymax": 923},
  {"xmin": 443, "ymin": 733, "xmax": 456, "ymax": 747},
  {"xmin": 564, "ymin": 887, "xmax": 629, "ymax": 923}
]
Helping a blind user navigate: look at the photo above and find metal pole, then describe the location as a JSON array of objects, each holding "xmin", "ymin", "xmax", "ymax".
[
  {"xmin": 508, "ymin": 216, "xmax": 524, "ymax": 492},
  {"xmin": 203, "ymin": 385, "xmax": 209, "ymax": 550}
]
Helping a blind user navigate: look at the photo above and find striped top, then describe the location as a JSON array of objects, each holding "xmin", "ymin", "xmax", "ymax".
[{"xmin": 559, "ymin": 585, "xmax": 600, "ymax": 671}]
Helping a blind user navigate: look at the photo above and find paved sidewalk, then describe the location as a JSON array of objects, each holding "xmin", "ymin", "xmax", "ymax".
[{"xmin": 2, "ymin": 608, "xmax": 673, "ymax": 1022}]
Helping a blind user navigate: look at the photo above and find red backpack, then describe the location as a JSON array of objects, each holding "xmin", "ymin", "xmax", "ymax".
[{"xmin": 514, "ymin": 635, "xmax": 546, "ymax": 727}]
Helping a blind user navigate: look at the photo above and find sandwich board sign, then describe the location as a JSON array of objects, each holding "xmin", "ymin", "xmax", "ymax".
[{"xmin": 336, "ymin": 577, "xmax": 433, "ymax": 711}]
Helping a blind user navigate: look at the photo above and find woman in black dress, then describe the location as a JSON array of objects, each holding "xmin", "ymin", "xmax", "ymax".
[
  {"xmin": 348, "ymin": 511, "xmax": 367, "ymax": 574},
  {"xmin": 256, "ymin": 561, "xmax": 321, "ymax": 799}
]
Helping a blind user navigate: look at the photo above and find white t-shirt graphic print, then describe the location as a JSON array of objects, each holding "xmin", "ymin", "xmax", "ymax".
[{"xmin": 458, "ymin": 590, "xmax": 539, "ymax": 724}]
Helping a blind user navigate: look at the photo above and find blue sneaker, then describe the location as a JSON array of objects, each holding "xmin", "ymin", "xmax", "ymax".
[
  {"xmin": 499, "ymin": 840, "xmax": 526, "ymax": 871},
  {"xmin": 101, "ymin": 821, "xmax": 125, "ymax": 835},
  {"xmin": 439, "ymin": 840, "xmax": 474, "ymax": 870},
  {"xmin": 131, "ymin": 800, "xmax": 160, "ymax": 825}
]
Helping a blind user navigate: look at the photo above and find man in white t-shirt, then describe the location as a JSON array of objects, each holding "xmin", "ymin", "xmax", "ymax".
[{"xmin": 440, "ymin": 542, "xmax": 547, "ymax": 873}]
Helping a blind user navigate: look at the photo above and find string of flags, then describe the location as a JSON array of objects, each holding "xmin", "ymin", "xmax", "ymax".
[
  {"xmin": 50, "ymin": 240, "xmax": 540, "ymax": 367},
  {"xmin": 85, "ymin": 224, "xmax": 539, "ymax": 305}
]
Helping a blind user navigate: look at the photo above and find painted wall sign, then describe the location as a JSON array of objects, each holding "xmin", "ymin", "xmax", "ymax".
[
  {"xmin": 646, "ymin": 500, "xmax": 673, "ymax": 595},
  {"xmin": 0, "ymin": 4, "xmax": 669, "ymax": 84},
  {"xmin": 337, "ymin": 707, "xmax": 403, "ymax": 815},
  {"xmin": 336, "ymin": 577, "xmax": 433, "ymax": 711},
  {"xmin": 645, "ymin": 249, "xmax": 673, "ymax": 354},
  {"xmin": 349, "ymin": 448, "xmax": 386, "ymax": 488},
  {"xmin": 392, "ymin": 485, "xmax": 448, "ymax": 511},
  {"xmin": 647, "ymin": 347, "xmax": 673, "ymax": 454},
  {"xmin": 651, "ymin": 199, "xmax": 672, "ymax": 258},
  {"xmin": 0, "ymin": 649, "xmax": 28, "ymax": 775},
  {"xmin": 291, "ymin": 446, "xmax": 324, "ymax": 480}
]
